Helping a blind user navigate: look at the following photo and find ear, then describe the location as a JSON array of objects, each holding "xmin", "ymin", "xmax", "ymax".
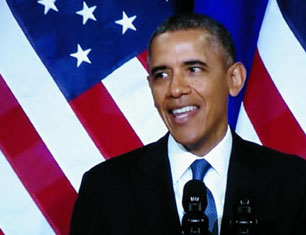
[{"xmin": 227, "ymin": 62, "xmax": 247, "ymax": 97}]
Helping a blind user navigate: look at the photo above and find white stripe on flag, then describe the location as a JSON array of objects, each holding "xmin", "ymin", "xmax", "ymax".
[
  {"xmin": 0, "ymin": 1, "xmax": 102, "ymax": 191},
  {"xmin": 257, "ymin": 0, "xmax": 306, "ymax": 134},
  {"xmin": 0, "ymin": 150, "xmax": 54, "ymax": 235},
  {"xmin": 102, "ymin": 58, "xmax": 167, "ymax": 145},
  {"xmin": 236, "ymin": 103, "xmax": 262, "ymax": 145}
]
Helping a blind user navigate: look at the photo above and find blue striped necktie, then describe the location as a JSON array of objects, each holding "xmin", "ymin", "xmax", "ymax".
[{"xmin": 191, "ymin": 159, "xmax": 218, "ymax": 234}]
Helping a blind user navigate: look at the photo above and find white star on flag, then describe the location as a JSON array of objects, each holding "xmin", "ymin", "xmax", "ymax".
[
  {"xmin": 115, "ymin": 11, "xmax": 137, "ymax": 35},
  {"xmin": 70, "ymin": 44, "xmax": 92, "ymax": 67},
  {"xmin": 76, "ymin": 1, "xmax": 97, "ymax": 25},
  {"xmin": 37, "ymin": 0, "xmax": 58, "ymax": 15}
]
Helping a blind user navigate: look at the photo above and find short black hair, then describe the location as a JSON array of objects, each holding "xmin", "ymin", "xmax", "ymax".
[{"xmin": 148, "ymin": 13, "xmax": 235, "ymax": 66}]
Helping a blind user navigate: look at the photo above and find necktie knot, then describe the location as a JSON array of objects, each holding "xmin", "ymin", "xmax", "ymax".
[{"xmin": 190, "ymin": 159, "xmax": 211, "ymax": 181}]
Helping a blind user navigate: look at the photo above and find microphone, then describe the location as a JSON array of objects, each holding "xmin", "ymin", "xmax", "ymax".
[
  {"xmin": 182, "ymin": 180, "xmax": 210, "ymax": 235},
  {"xmin": 229, "ymin": 194, "xmax": 258, "ymax": 235}
]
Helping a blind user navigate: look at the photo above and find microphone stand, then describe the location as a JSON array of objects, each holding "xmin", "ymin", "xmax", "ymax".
[
  {"xmin": 229, "ymin": 197, "xmax": 258, "ymax": 235},
  {"xmin": 182, "ymin": 180, "xmax": 210, "ymax": 235}
]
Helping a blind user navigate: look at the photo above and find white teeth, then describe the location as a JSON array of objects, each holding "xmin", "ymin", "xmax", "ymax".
[{"xmin": 172, "ymin": 106, "xmax": 197, "ymax": 115}]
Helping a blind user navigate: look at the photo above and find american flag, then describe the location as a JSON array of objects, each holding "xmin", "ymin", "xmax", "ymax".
[{"xmin": 0, "ymin": 0, "xmax": 305, "ymax": 234}]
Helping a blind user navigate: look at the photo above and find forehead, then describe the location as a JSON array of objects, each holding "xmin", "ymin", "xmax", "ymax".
[
  {"xmin": 149, "ymin": 29, "xmax": 225, "ymax": 67},
  {"xmin": 151, "ymin": 29, "xmax": 212, "ymax": 51}
]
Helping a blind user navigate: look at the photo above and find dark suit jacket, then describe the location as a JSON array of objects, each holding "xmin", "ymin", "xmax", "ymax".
[{"xmin": 70, "ymin": 132, "xmax": 306, "ymax": 235}]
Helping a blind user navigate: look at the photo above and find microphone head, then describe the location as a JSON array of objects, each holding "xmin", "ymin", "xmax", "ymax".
[{"xmin": 182, "ymin": 180, "xmax": 207, "ymax": 213}]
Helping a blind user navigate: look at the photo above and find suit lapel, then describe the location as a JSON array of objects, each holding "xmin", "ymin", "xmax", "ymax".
[
  {"xmin": 134, "ymin": 134, "xmax": 181, "ymax": 235},
  {"xmin": 221, "ymin": 131, "xmax": 265, "ymax": 234}
]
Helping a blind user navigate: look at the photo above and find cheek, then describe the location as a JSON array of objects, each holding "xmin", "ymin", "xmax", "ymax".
[
  {"xmin": 151, "ymin": 88, "xmax": 165, "ymax": 109},
  {"xmin": 190, "ymin": 79, "xmax": 210, "ymax": 99},
  {"xmin": 192, "ymin": 79, "xmax": 228, "ymax": 110}
]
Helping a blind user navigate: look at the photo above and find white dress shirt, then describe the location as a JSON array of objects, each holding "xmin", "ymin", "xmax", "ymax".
[{"xmin": 168, "ymin": 126, "xmax": 232, "ymax": 233}]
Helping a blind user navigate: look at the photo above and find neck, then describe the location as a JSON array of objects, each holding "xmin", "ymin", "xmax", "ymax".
[{"xmin": 185, "ymin": 125, "xmax": 228, "ymax": 157}]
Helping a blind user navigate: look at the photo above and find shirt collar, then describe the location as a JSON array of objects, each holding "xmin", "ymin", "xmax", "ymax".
[{"xmin": 168, "ymin": 126, "xmax": 233, "ymax": 184}]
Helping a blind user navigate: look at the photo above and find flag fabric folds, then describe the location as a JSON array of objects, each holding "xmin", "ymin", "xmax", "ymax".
[
  {"xmin": 0, "ymin": 0, "xmax": 172, "ymax": 233},
  {"xmin": 236, "ymin": 0, "xmax": 306, "ymax": 157},
  {"xmin": 0, "ymin": 0, "xmax": 305, "ymax": 234},
  {"xmin": 195, "ymin": 0, "xmax": 306, "ymax": 158}
]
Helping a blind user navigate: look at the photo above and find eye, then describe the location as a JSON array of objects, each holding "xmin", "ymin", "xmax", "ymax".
[
  {"xmin": 152, "ymin": 71, "xmax": 169, "ymax": 80},
  {"xmin": 189, "ymin": 66, "xmax": 202, "ymax": 73}
]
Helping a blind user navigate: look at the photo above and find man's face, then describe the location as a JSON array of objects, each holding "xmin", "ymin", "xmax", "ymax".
[{"xmin": 148, "ymin": 29, "xmax": 233, "ymax": 156}]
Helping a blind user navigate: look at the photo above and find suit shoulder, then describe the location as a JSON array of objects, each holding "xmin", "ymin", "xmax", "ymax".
[
  {"xmin": 235, "ymin": 133, "xmax": 306, "ymax": 171},
  {"xmin": 85, "ymin": 134, "xmax": 168, "ymax": 178}
]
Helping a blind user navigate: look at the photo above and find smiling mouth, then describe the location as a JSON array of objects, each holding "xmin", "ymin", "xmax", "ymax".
[{"xmin": 171, "ymin": 105, "xmax": 198, "ymax": 119}]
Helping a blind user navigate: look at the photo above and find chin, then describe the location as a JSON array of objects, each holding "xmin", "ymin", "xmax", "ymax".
[{"xmin": 173, "ymin": 134, "xmax": 203, "ymax": 150}]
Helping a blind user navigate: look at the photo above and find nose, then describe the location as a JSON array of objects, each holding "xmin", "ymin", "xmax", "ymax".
[{"xmin": 168, "ymin": 71, "xmax": 191, "ymax": 98}]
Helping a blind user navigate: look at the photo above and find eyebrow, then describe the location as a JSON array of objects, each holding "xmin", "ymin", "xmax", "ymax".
[
  {"xmin": 150, "ymin": 65, "xmax": 168, "ymax": 75},
  {"xmin": 150, "ymin": 60, "xmax": 208, "ymax": 75},
  {"xmin": 183, "ymin": 60, "xmax": 208, "ymax": 68}
]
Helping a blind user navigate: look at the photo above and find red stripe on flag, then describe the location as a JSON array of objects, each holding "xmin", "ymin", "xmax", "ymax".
[
  {"xmin": 0, "ymin": 75, "xmax": 77, "ymax": 234},
  {"xmin": 69, "ymin": 82, "xmax": 143, "ymax": 159},
  {"xmin": 244, "ymin": 50, "xmax": 306, "ymax": 159},
  {"xmin": 137, "ymin": 50, "xmax": 148, "ymax": 72},
  {"xmin": 0, "ymin": 228, "xmax": 4, "ymax": 235}
]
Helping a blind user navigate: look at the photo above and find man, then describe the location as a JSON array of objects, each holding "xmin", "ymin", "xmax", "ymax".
[{"xmin": 70, "ymin": 14, "xmax": 306, "ymax": 235}]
